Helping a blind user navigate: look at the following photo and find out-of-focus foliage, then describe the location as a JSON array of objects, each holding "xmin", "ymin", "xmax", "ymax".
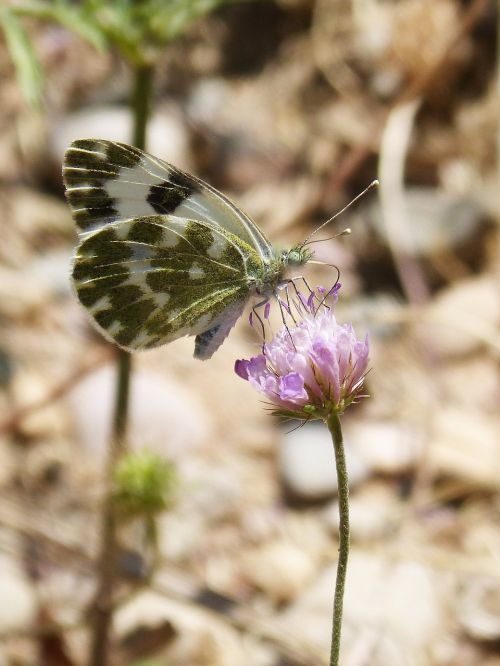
[
  {"xmin": 0, "ymin": 6, "xmax": 44, "ymax": 107},
  {"xmin": 1, "ymin": 0, "xmax": 240, "ymax": 105},
  {"xmin": 9, "ymin": 0, "xmax": 107, "ymax": 49},
  {"xmin": 82, "ymin": 0, "xmax": 239, "ymax": 64}
]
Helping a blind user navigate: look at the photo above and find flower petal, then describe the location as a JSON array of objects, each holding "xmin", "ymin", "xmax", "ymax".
[{"xmin": 278, "ymin": 372, "xmax": 308, "ymax": 405}]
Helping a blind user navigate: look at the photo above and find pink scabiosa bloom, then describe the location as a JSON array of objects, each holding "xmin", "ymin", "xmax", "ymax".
[
  {"xmin": 235, "ymin": 283, "xmax": 369, "ymax": 420},
  {"xmin": 235, "ymin": 281, "xmax": 369, "ymax": 666}
]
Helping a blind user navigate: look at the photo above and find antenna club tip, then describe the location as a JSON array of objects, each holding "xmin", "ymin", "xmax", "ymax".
[{"xmin": 343, "ymin": 228, "xmax": 352, "ymax": 235}]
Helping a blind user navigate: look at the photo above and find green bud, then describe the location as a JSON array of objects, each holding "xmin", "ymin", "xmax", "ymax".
[{"xmin": 113, "ymin": 450, "xmax": 177, "ymax": 522}]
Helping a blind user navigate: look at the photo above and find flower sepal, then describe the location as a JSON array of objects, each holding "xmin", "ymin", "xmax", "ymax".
[
  {"xmin": 270, "ymin": 403, "xmax": 335, "ymax": 423},
  {"xmin": 270, "ymin": 404, "xmax": 321, "ymax": 422}
]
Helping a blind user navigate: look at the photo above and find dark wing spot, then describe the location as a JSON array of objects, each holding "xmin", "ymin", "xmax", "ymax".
[
  {"xmin": 194, "ymin": 325, "xmax": 220, "ymax": 358},
  {"xmin": 65, "ymin": 140, "xmax": 119, "ymax": 176},
  {"xmin": 146, "ymin": 270, "xmax": 172, "ymax": 292},
  {"xmin": 64, "ymin": 141, "xmax": 143, "ymax": 231},
  {"xmin": 66, "ymin": 186, "xmax": 115, "ymax": 210},
  {"xmin": 184, "ymin": 222, "xmax": 214, "ymax": 253},
  {"xmin": 147, "ymin": 171, "xmax": 200, "ymax": 215},
  {"xmin": 74, "ymin": 205, "xmax": 118, "ymax": 230},
  {"xmin": 127, "ymin": 220, "xmax": 164, "ymax": 244},
  {"xmin": 79, "ymin": 228, "xmax": 133, "ymax": 263},
  {"xmin": 106, "ymin": 142, "xmax": 143, "ymax": 168}
]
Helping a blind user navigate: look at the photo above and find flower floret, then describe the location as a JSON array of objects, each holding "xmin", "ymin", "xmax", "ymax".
[{"xmin": 235, "ymin": 290, "xmax": 369, "ymax": 418}]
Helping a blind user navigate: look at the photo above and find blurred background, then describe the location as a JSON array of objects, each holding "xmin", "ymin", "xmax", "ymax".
[{"xmin": 0, "ymin": 1, "xmax": 498, "ymax": 665}]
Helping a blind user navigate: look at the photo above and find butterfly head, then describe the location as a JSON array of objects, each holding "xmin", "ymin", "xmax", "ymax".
[{"xmin": 283, "ymin": 245, "xmax": 314, "ymax": 267}]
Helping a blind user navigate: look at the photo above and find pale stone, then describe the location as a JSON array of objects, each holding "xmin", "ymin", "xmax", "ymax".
[
  {"xmin": 278, "ymin": 552, "xmax": 450, "ymax": 664},
  {"xmin": 429, "ymin": 406, "xmax": 500, "ymax": 490},
  {"xmin": 367, "ymin": 187, "xmax": 483, "ymax": 255},
  {"xmin": 114, "ymin": 590, "xmax": 245, "ymax": 666},
  {"xmin": 439, "ymin": 356, "xmax": 500, "ymax": 412},
  {"xmin": 324, "ymin": 482, "xmax": 401, "ymax": 542},
  {"xmin": 0, "ymin": 554, "xmax": 37, "ymax": 633},
  {"xmin": 241, "ymin": 541, "xmax": 317, "ymax": 604},
  {"xmin": 67, "ymin": 366, "xmax": 212, "ymax": 464},
  {"xmin": 11, "ymin": 371, "xmax": 70, "ymax": 441},
  {"xmin": 50, "ymin": 105, "xmax": 192, "ymax": 170},
  {"xmin": 459, "ymin": 576, "xmax": 500, "ymax": 642},
  {"xmin": 345, "ymin": 419, "xmax": 423, "ymax": 474},
  {"xmin": 422, "ymin": 275, "xmax": 500, "ymax": 358},
  {"xmin": 279, "ymin": 422, "xmax": 369, "ymax": 501}
]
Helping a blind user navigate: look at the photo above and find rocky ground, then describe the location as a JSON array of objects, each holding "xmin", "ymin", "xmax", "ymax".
[{"xmin": 0, "ymin": 1, "xmax": 498, "ymax": 664}]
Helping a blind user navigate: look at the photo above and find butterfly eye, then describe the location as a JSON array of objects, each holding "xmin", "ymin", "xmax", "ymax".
[
  {"xmin": 287, "ymin": 247, "xmax": 312, "ymax": 267},
  {"xmin": 287, "ymin": 249, "xmax": 303, "ymax": 265}
]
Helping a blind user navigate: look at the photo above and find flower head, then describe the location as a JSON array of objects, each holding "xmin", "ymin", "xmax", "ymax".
[{"xmin": 235, "ymin": 284, "xmax": 369, "ymax": 419}]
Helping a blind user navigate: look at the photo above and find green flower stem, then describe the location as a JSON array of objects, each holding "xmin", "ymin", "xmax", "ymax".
[
  {"xmin": 131, "ymin": 63, "xmax": 154, "ymax": 150},
  {"xmin": 88, "ymin": 62, "xmax": 154, "ymax": 666},
  {"xmin": 112, "ymin": 64, "xmax": 154, "ymax": 444},
  {"xmin": 111, "ymin": 62, "xmax": 153, "ymax": 449},
  {"xmin": 327, "ymin": 411, "xmax": 350, "ymax": 666},
  {"xmin": 114, "ymin": 349, "xmax": 132, "ymax": 442}
]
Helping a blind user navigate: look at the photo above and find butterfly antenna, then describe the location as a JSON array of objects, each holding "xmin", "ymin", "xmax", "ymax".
[
  {"xmin": 301, "ymin": 180, "xmax": 378, "ymax": 246},
  {"xmin": 304, "ymin": 229, "xmax": 351, "ymax": 246}
]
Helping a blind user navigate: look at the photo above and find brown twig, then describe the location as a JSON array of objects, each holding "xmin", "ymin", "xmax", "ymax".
[
  {"xmin": 0, "ymin": 350, "xmax": 110, "ymax": 437},
  {"xmin": 378, "ymin": 98, "xmax": 430, "ymax": 305}
]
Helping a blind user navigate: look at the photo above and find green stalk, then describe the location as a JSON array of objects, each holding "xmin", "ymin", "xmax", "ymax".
[
  {"xmin": 87, "ymin": 62, "xmax": 154, "ymax": 666},
  {"xmin": 113, "ymin": 63, "xmax": 153, "ymax": 441},
  {"xmin": 130, "ymin": 63, "xmax": 153, "ymax": 150},
  {"xmin": 327, "ymin": 411, "xmax": 349, "ymax": 666}
]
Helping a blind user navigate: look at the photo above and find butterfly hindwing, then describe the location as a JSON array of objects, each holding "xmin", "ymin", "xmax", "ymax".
[
  {"xmin": 72, "ymin": 214, "xmax": 262, "ymax": 356},
  {"xmin": 193, "ymin": 300, "xmax": 247, "ymax": 360}
]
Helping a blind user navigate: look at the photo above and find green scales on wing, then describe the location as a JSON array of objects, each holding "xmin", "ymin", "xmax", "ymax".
[{"xmin": 63, "ymin": 139, "xmax": 312, "ymax": 359}]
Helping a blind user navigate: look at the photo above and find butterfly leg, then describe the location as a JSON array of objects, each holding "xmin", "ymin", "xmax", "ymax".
[
  {"xmin": 273, "ymin": 288, "xmax": 297, "ymax": 352},
  {"xmin": 276, "ymin": 282, "xmax": 297, "ymax": 325},
  {"xmin": 314, "ymin": 272, "xmax": 341, "ymax": 314},
  {"xmin": 286, "ymin": 272, "xmax": 340, "ymax": 315},
  {"xmin": 251, "ymin": 298, "xmax": 270, "ymax": 352},
  {"xmin": 284, "ymin": 276, "xmax": 315, "ymax": 313}
]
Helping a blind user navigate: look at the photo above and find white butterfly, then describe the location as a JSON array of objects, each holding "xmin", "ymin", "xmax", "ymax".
[{"xmin": 63, "ymin": 139, "xmax": 314, "ymax": 359}]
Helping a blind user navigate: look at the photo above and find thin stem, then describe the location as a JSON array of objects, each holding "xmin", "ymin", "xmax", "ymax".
[
  {"xmin": 131, "ymin": 63, "xmax": 153, "ymax": 150},
  {"xmin": 111, "ymin": 62, "xmax": 154, "ymax": 442},
  {"xmin": 327, "ymin": 411, "xmax": 349, "ymax": 666},
  {"xmin": 114, "ymin": 349, "xmax": 132, "ymax": 442},
  {"xmin": 112, "ymin": 62, "xmax": 153, "ymax": 446},
  {"xmin": 87, "ymin": 62, "xmax": 154, "ymax": 666}
]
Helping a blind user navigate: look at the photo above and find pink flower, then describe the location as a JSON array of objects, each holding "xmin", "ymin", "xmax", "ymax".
[{"xmin": 235, "ymin": 286, "xmax": 369, "ymax": 418}]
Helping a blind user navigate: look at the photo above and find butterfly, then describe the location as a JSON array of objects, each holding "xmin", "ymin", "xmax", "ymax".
[{"xmin": 63, "ymin": 139, "xmax": 317, "ymax": 360}]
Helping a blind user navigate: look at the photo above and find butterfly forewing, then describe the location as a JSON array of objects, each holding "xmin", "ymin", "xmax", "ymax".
[{"xmin": 63, "ymin": 139, "xmax": 274, "ymax": 261}]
